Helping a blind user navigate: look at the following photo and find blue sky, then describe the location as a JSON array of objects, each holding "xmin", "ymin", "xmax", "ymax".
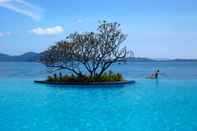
[{"xmin": 0, "ymin": 0, "xmax": 197, "ymax": 58}]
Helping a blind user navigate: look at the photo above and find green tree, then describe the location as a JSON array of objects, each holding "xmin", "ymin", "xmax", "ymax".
[{"xmin": 40, "ymin": 21, "xmax": 130, "ymax": 78}]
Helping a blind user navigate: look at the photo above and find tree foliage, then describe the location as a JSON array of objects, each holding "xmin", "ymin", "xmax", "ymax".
[{"xmin": 40, "ymin": 21, "xmax": 130, "ymax": 78}]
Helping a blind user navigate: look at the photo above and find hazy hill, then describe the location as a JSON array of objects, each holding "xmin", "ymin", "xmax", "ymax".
[
  {"xmin": 0, "ymin": 52, "xmax": 197, "ymax": 62},
  {"xmin": 126, "ymin": 57, "xmax": 155, "ymax": 62},
  {"xmin": 0, "ymin": 52, "xmax": 40, "ymax": 62}
]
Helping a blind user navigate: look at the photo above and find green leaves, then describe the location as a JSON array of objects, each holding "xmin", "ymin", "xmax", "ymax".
[{"xmin": 41, "ymin": 21, "xmax": 129, "ymax": 78}]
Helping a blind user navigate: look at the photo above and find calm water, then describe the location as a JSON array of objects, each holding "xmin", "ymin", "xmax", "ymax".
[{"xmin": 0, "ymin": 62, "xmax": 197, "ymax": 131}]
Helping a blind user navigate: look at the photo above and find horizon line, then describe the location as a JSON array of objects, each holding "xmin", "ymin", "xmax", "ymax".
[{"xmin": 0, "ymin": 51, "xmax": 197, "ymax": 60}]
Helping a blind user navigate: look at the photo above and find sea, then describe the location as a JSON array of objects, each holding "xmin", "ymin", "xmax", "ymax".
[{"xmin": 0, "ymin": 61, "xmax": 197, "ymax": 131}]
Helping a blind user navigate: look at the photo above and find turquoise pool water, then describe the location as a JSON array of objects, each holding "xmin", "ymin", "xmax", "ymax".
[{"xmin": 0, "ymin": 62, "xmax": 197, "ymax": 131}]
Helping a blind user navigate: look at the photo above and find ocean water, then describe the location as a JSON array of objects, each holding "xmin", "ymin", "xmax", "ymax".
[{"xmin": 0, "ymin": 62, "xmax": 197, "ymax": 131}]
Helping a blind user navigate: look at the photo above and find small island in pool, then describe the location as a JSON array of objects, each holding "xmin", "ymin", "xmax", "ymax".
[
  {"xmin": 35, "ymin": 71, "xmax": 135, "ymax": 85},
  {"xmin": 35, "ymin": 21, "xmax": 135, "ymax": 85}
]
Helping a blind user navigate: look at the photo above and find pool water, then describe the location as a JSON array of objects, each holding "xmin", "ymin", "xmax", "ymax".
[{"xmin": 0, "ymin": 62, "xmax": 197, "ymax": 131}]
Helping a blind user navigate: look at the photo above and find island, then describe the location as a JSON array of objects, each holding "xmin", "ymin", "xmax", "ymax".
[{"xmin": 35, "ymin": 21, "xmax": 135, "ymax": 85}]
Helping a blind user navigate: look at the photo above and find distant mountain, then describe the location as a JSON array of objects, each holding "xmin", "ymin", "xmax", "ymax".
[
  {"xmin": 0, "ymin": 53, "xmax": 10, "ymax": 61},
  {"xmin": 151, "ymin": 58, "xmax": 171, "ymax": 61},
  {"xmin": 126, "ymin": 57, "xmax": 197, "ymax": 62},
  {"xmin": 170, "ymin": 59, "xmax": 197, "ymax": 62},
  {"xmin": 0, "ymin": 52, "xmax": 197, "ymax": 62},
  {"xmin": 0, "ymin": 52, "xmax": 40, "ymax": 62},
  {"xmin": 126, "ymin": 57, "xmax": 155, "ymax": 62}
]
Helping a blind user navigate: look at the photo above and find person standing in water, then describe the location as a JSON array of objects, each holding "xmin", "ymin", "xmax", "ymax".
[{"xmin": 147, "ymin": 69, "xmax": 160, "ymax": 79}]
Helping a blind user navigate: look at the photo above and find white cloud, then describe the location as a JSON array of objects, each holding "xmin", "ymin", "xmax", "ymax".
[
  {"xmin": 0, "ymin": 0, "xmax": 42, "ymax": 20},
  {"xmin": 0, "ymin": 32, "xmax": 11, "ymax": 37},
  {"xmin": 31, "ymin": 26, "xmax": 64, "ymax": 36}
]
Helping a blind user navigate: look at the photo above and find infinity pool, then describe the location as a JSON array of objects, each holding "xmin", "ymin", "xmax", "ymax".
[{"xmin": 0, "ymin": 62, "xmax": 197, "ymax": 131}]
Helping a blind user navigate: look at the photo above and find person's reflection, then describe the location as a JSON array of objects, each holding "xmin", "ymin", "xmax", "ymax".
[{"xmin": 155, "ymin": 78, "xmax": 159, "ymax": 86}]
